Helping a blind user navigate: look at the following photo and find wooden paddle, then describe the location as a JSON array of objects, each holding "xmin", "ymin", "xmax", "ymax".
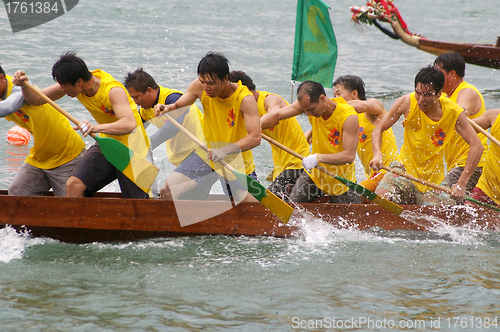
[
  {"xmin": 159, "ymin": 110, "xmax": 293, "ymax": 223},
  {"xmin": 382, "ymin": 165, "xmax": 500, "ymax": 212},
  {"xmin": 24, "ymin": 81, "xmax": 159, "ymax": 193},
  {"xmin": 467, "ymin": 117, "xmax": 500, "ymax": 147},
  {"xmin": 261, "ymin": 133, "xmax": 404, "ymax": 215}
]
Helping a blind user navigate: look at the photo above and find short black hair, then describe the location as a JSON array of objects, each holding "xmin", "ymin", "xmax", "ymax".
[
  {"xmin": 197, "ymin": 51, "xmax": 230, "ymax": 83},
  {"xmin": 0, "ymin": 65, "xmax": 4, "ymax": 76},
  {"xmin": 333, "ymin": 75, "xmax": 366, "ymax": 100},
  {"xmin": 297, "ymin": 81, "xmax": 326, "ymax": 104},
  {"xmin": 415, "ymin": 66, "xmax": 445, "ymax": 93},
  {"xmin": 228, "ymin": 70, "xmax": 256, "ymax": 91},
  {"xmin": 124, "ymin": 67, "xmax": 159, "ymax": 93},
  {"xmin": 52, "ymin": 51, "xmax": 93, "ymax": 85},
  {"xmin": 434, "ymin": 51, "xmax": 466, "ymax": 78}
]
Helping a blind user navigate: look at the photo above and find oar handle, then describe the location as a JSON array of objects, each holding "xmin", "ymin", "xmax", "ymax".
[
  {"xmin": 160, "ymin": 107, "xmax": 235, "ymax": 172},
  {"xmin": 467, "ymin": 117, "xmax": 500, "ymax": 148},
  {"xmin": 261, "ymin": 133, "xmax": 335, "ymax": 178},
  {"xmin": 381, "ymin": 165, "xmax": 452, "ymax": 194},
  {"xmin": 23, "ymin": 81, "xmax": 97, "ymax": 139},
  {"xmin": 382, "ymin": 165, "xmax": 500, "ymax": 212}
]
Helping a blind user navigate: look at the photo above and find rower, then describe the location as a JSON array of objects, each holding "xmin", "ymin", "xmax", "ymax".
[
  {"xmin": 228, "ymin": 70, "xmax": 310, "ymax": 201},
  {"xmin": 0, "ymin": 65, "xmax": 85, "ymax": 196},
  {"xmin": 434, "ymin": 51, "xmax": 489, "ymax": 192},
  {"xmin": 154, "ymin": 51, "xmax": 261, "ymax": 202},
  {"xmin": 370, "ymin": 66, "xmax": 483, "ymax": 205},
  {"xmin": 468, "ymin": 108, "xmax": 500, "ymax": 208},
  {"xmin": 260, "ymin": 80, "xmax": 360, "ymax": 204},
  {"xmin": 124, "ymin": 68, "xmax": 204, "ymax": 168},
  {"xmin": 332, "ymin": 75, "xmax": 398, "ymax": 193},
  {"xmin": 12, "ymin": 52, "xmax": 152, "ymax": 199}
]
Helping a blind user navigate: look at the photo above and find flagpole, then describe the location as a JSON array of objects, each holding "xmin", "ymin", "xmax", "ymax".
[{"xmin": 290, "ymin": 81, "xmax": 295, "ymax": 103}]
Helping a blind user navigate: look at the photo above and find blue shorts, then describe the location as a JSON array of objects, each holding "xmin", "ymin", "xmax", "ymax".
[{"xmin": 173, "ymin": 152, "xmax": 257, "ymax": 197}]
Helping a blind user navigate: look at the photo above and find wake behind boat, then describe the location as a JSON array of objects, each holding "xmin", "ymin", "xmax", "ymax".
[{"xmin": 0, "ymin": 190, "xmax": 498, "ymax": 243}]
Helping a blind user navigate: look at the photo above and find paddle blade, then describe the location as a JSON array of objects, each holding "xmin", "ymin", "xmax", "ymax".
[
  {"xmin": 94, "ymin": 136, "xmax": 159, "ymax": 192},
  {"xmin": 334, "ymin": 175, "xmax": 403, "ymax": 215},
  {"xmin": 232, "ymin": 169, "xmax": 293, "ymax": 223},
  {"xmin": 371, "ymin": 196, "xmax": 404, "ymax": 215}
]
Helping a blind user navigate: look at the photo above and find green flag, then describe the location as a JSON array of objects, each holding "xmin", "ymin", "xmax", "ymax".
[{"xmin": 291, "ymin": 0, "xmax": 337, "ymax": 87}]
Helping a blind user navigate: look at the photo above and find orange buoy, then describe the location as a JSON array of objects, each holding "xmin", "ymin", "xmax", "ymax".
[{"xmin": 7, "ymin": 125, "xmax": 31, "ymax": 146}]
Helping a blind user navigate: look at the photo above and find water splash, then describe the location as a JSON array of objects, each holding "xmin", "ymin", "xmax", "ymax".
[{"xmin": 0, "ymin": 225, "xmax": 41, "ymax": 263}]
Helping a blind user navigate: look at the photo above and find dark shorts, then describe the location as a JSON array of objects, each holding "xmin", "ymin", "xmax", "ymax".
[
  {"xmin": 71, "ymin": 144, "xmax": 149, "ymax": 199},
  {"xmin": 378, "ymin": 161, "xmax": 455, "ymax": 205},
  {"xmin": 445, "ymin": 167, "xmax": 482, "ymax": 193},
  {"xmin": 267, "ymin": 168, "xmax": 304, "ymax": 201},
  {"xmin": 289, "ymin": 170, "xmax": 360, "ymax": 204},
  {"xmin": 173, "ymin": 152, "xmax": 258, "ymax": 198}
]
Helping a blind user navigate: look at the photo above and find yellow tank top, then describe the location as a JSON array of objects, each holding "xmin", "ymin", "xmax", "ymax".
[
  {"xmin": 444, "ymin": 81, "xmax": 488, "ymax": 168},
  {"xmin": 77, "ymin": 69, "xmax": 150, "ymax": 157},
  {"xmin": 140, "ymin": 86, "xmax": 205, "ymax": 166},
  {"xmin": 476, "ymin": 115, "xmax": 500, "ymax": 205},
  {"xmin": 357, "ymin": 112, "xmax": 398, "ymax": 178},
  {"xmin": 308, "ymin": 97, "xmax": 357, "ymax": 195},
  {"xmin": 398, "ymin": 93, "xmax": 463, "ymax": 193},
  {"xmin": 200, "ymin": 81, "xmax": 255, "ymax": 175},
  {"xmin": 258, "ymin": 91, "xmax": 309, "ymax": 179},
  {"xmin": 3, "ymin": 75, "xmax": 85, "ymax": 169}
]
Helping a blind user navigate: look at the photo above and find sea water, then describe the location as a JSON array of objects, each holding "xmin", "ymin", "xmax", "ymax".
[{"xmin": 1, "ymin": 0, "xmax": 500, "ymax": 330}]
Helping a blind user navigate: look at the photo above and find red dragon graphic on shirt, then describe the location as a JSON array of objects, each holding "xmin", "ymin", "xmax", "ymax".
[
  {"xmin": 101, "ymin": 105, "xmax": 116, "ymax": 116},
  {"xmin": 227, "ymin": 108, "xmax": 235, "ymax": 127},
  {"xmin": 431, "ymin": 128, "xmax": 445, "ymax": 146},
  {"xmin": 328, "ymin": 128, "xmax": 340, "ymax": 146}
]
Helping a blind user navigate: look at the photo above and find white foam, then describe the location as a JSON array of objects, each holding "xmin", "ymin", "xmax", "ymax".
[{"xmin": 0, "ymin": 225, "xmax": 41, "ymax": 263}]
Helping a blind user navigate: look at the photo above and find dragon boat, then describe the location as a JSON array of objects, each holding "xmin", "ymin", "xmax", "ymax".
[
  {"xmin": 0, "ymin": 190, "xmax": 498, "ymax": 243},
  {"xmin": 350, "ymin": 0, "xmax": 500, "ymax": 69}
]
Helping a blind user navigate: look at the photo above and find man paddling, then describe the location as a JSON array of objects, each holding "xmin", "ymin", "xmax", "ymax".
[
  {"xmin": 124, "ymin": 68, "xmax": 204, "ymax": 167},
  {"xmin": 260, "ymin": 80, "xmax": 360, "ymax": 204},
  {"xmin": 0, "ymin": 65, "xmax": 85, "ymax": 196},
  {"xmin": 468, "ymin": 108, "xmax": 500, "ymax": 207},
  {"xmin": 332, "ymin": 75, "xmax": 398, "ymax": 192},
  {"xmin": 370, "ymin": 66, "xmax": 483, "ymax": 204},
  {"xmin": 13, "ymin": 52, "xmax": 151, "ymax": 199},
  {"xmin": 154, "ymin": 51, "xmax": 261, "ymax": 202},
  {"xmin": 434, "ymin": 52, "xmax": 489, "ymax": 192},
  {"xmin": 228, "ymin": 70, "xmax": 310, "ymax": 201}
]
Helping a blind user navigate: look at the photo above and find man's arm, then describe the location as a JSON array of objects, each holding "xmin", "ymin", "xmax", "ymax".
[
  {"xmin": 452, "ymin": 111, "xmax": 484, "ymax": 200},
  {"xmin": 473, "ymin": 108, "xmax": 500, "ymax": 130},
  {"xmin": 456, "ymin": 88, "xmax": 482, "ymax": 116},
  {"xmin": 264, "ymin": 94, "xmax": 288, "ymax": 114},
  {"xmin": 82, "ymin": 87, "xmax": 137, "ymax": 136},
  {"xmin": 155, "ymin": 78, "xmax": 201, "ymax": 115},
  {"xmin": 149, "ymin": 93, "xmax": 188, "ymax": 150},
  {"xmin": 348, "ymin": 98, "xmax": 386, "ymax": 116},
  {"xmin": 318, "ymin": 114, "xmax": 358, "ymax": 165},
  {"xmin": 12, "ymin": 71, "xmax": 65, "ymax": 105},
  {"xmin": 370, "ymin": 94, "xmax": 410, "ymax": 170},
  {"xmin": 0, "ymin": 85, "xmax": 26, "ymax": 117},
  {"xmin": 260, "ymin": 100, "xmax": 304, "ymax": 129},
  {"xmin": 207, "ymin": 94, "xmax": 261, "ymax": 162}
]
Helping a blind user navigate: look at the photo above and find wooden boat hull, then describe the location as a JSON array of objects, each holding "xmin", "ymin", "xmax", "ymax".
[
  {"xmin": 418, "ymin": 38, "xmax": 500, "ymax": 70},
  {"xmin": 0, "ymin": 191, "xmax": 499, "ymax": 243}
]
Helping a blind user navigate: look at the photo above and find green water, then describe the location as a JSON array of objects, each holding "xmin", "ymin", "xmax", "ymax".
[{"xmin": 1, "ymin": 0, "xmax": 500, "ymax": 330}]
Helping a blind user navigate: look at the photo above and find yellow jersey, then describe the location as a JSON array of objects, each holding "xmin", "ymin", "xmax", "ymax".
[
  {"xmin": 398, "ymin": 93, "xmax": 463, "ymax": 193},
  {"xmin": 3, "ymin": 75, "xmax": 85, "ymax": 169},
  {"xmin": 77, "ymin": 69, "xmax": 150, "ymax": 157},
  {"xmin": 444, "ymin": 81, "xmax": 488, "ymax": 168},
  {"xmin": 258, "ymin": 91, "xmax": 309, "ymax": 180},
  {"xmin": 308, "ymin": 97, "xmax": 357, "ymax": 196}
]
